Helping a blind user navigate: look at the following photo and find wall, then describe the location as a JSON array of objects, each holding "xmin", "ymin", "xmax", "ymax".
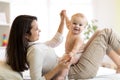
[
  {"xmin": 10, "ymin": 0, "xmax": 49, "ymax": 42},
  {"xmin": 115, "ymin": 0, "xmax": 120, "ymax": 32},
  {"xmin": 10, "ymin": 0, "xmax": 120, "ymax": 38},
  {"xmin": 92, "ymin": 0, "xmax": 120, "ymax": 32}
]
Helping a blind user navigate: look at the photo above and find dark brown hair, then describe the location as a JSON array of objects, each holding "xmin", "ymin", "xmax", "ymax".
[{"xmin": 6, "ymin": 15, "xmax": 37, "ymax": 72}]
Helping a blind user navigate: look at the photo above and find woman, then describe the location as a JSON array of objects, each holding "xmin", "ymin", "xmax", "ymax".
[
  {"xmin": 6, "ymin": 10, "xmax": 120, "ymax": 80},
  {"xmin": 6, "ymin": 10, "xmax": 70, "ymax": 80}
]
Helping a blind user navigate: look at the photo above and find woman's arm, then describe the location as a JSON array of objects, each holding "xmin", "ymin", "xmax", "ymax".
[
  {"xmin": 57, "ymin": 10, "xmax": 65, "ymax": 34},
  {"xmin": 27, "ymin": 46, "xmax": 46, "ymax": 80}
]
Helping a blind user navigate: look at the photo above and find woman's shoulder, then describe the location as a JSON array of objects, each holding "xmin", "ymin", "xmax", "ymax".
[
  {"xmin": 27, "ymin": 43, "xmax": 46, "ymax": 55},
  {"xmin": 27, "ymin": 42, "xmax": 55, "ymax": 55},
  {"xmin": 28, "ymin": 43, "xmax": 46, "ymax": 52}
]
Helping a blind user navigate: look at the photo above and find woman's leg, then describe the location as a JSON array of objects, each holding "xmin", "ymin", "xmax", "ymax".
[
  {"xmin": 84, "ymin": 30, "xmax": 100, "ymax": 52},
  {"xmin": 106, "ymin": 30, "xmax": 120, "ymax": 73},
  {"xmin": 68, "ymin": 28, "xmax": 120, "ymax": 79},
  {"xmin": 107, "ymin": 49, "xmax": 120, "ymax": 72},
  {"xmin": 106, "ymin": 45, "xmax": 120, "ymax": 73}
]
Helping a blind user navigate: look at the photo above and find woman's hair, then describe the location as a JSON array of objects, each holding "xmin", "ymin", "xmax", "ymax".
[{"xmin": 6, "ymin": 15, "xmax": 37, "ymax": 72}]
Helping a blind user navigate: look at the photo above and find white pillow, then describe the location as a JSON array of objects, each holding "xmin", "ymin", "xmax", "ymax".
[{"xmin": 0, "ymin": 61, "xmax": 23, "ymax": 80}]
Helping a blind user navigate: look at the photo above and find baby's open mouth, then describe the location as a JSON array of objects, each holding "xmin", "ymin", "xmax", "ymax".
[{"xmin": 73, "ymin": 27, "xmax": 80, "ymax": 31}]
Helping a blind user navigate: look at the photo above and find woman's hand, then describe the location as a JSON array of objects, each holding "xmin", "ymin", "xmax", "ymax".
[
  {"xmin": 60, "ymin": 54, "xmax": 71, "ymax": 63},
  {"xmin": 60, "ymin": 10, "xmax": 66, "ymax": 20},
  {"xmin": 58, "ymin": 60, "xmax": 70, "ymax": 70},
  {"xmin": 60, "ymin": 53, "xmax": 81, "ymax": 65}
]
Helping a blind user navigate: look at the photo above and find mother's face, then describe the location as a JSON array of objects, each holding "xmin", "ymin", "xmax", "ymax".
[{"xmin": 27, "ymin": 20, "xmax": 41, "ymax": 42}]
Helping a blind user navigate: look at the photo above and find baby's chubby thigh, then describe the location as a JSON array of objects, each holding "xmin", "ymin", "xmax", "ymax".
[{"xmin": 71, "ymin": 53, "xmax": 81, "ymax": 64}]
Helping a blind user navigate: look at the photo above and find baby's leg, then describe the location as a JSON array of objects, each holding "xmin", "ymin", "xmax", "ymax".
[{"xmin": 71, "ymin": 54, "xmax": 81, "ymax": 64}]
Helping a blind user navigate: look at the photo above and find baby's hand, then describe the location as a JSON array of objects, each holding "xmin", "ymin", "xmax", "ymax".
[
  {"xmin": 68, "ymin": 52, "xmax": 81, "ymax": 64},
  {"xmin": 61, "ymin": 54, "xmax": 71, "ymax": 63}
]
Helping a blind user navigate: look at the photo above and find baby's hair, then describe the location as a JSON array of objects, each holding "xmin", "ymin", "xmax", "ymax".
[{"xmin": 71, "ymin": 13, "xmax": 88, "ymax": 27}]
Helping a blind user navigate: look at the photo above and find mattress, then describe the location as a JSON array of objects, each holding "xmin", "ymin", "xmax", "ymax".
[{"xmin": 23, "ymin": 67, "xmax": 120, "ymax": 80}]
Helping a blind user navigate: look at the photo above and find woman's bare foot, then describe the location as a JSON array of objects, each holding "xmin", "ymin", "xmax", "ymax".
[{"xmin": 116, "ymin": 65, "xmax": 120, "ymax": 73}]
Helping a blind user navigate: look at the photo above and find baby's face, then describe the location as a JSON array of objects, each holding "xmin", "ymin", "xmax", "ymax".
[{"xmin": 70, "ymin": 16, "xmax": 86, "ymax": 35}]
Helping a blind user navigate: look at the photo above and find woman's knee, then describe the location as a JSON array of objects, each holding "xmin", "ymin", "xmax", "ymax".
[
  {"xmin": 101, "ymin": 28, "xmax": 112, "ymax": 35},
  {"xmin": 96, "ymin": 28, "xmax": 112, "ymax": 40}
]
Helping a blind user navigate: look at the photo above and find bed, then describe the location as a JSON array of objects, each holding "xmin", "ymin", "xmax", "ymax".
[
  {"xmin": 0, "ymin": 47, "xmax": 120, "ymax": 80},
  {"xmin": 1, "ymin": 62, "xmax": 120, "ymax": 80},
  {"xmin": 91, "ymin": 67, "xmax": 120, "ymax": 80},
  {"xmin": 22, "ymin": 66, "xmax": 120, "ymax": 80}
]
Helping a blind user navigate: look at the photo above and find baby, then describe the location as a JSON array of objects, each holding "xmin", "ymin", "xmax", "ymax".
[
  {"xmin": 56, "ymin": 10, "xmax": 88, "ymax": 80},
  {"xmin": 63, "ymin": 10, "xmax": 88, "ymax": 64}
]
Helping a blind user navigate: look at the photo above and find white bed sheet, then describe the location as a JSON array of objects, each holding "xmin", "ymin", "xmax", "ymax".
[
  {"xmin": 0, "ymin": 48, "xmax": 120, "ymax": 80},
  {"xmin": 91, "ymin": 74, "xmax": 120, "ymax": 80},
  {"xmin": 88, "ymin": 67, "xmax": 120, "ymax": 80},
  {"xmin": 23, "ymin": 67, "xmax": 120, "ymax": 80}
]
